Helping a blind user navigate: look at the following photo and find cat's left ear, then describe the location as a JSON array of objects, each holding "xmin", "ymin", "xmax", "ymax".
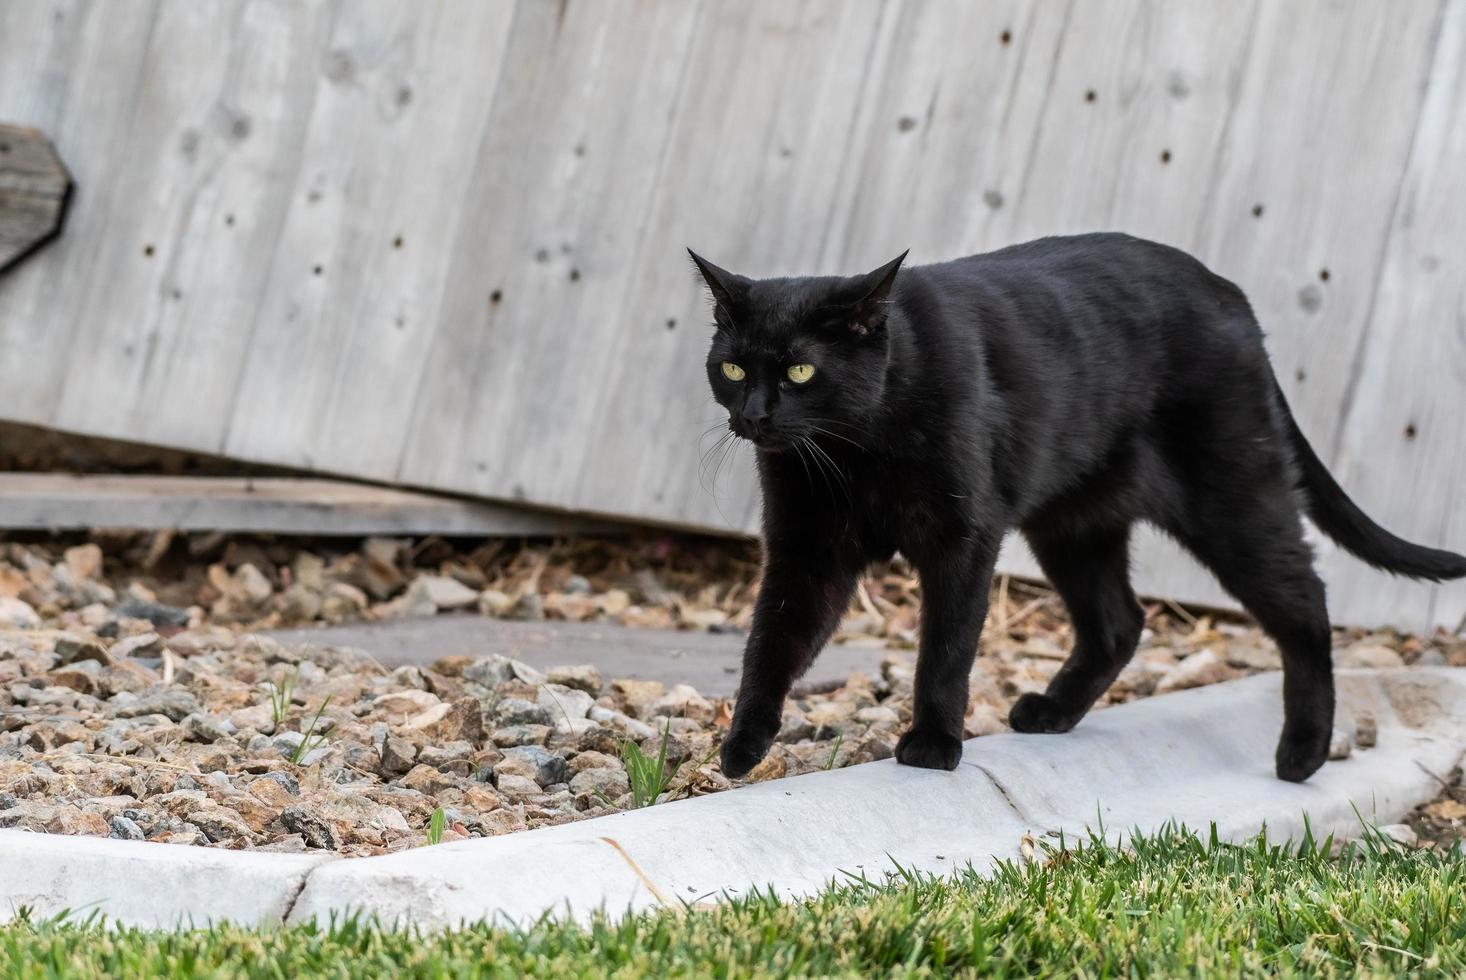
[{"xmin": 844, "ymin": 250, "xmax": 908, "ymax": 336}]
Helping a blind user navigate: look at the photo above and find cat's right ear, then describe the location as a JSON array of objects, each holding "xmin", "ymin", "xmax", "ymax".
[{"xmin": 687, "ymin": 249, "xmax": 749, "ymax": 316}]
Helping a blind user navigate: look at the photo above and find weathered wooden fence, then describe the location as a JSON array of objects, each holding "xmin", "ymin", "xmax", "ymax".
[{"xmin": 0, "ymin": 0, "xmax": 1462, "ymax": 630}]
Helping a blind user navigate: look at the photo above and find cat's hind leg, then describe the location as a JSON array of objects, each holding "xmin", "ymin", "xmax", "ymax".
[
  {"xmin": 1009, "ymin": 524, "xmax": 1144, "ymax": 734},
  {"xmin": 1167, "ymin": 495, "xmax": 1334, "ymax": 782}
]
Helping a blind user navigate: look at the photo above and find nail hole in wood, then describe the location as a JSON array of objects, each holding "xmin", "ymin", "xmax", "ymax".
[
  {"xmin": 568, "ymin": 268, "xmax": 580, "ymax": 282},
  {"xmin": 1000, "ymin": 29, "xmax": 1012, "ymax": 45},
  {"xmin": 666, "ymin": 318, "xmax": 677, "ymax": 330},
  {"xmin": 1319, "ymin": 267, "xmax": 1330, "ymax": 282},
  {"xmin": 1405, "ymin": 422, "xmax": 1418, "ymax": 440},
  {"xmin": 225, "ymin": 214, "xmax": 236, "ymax": 227},
  {"xmin": 489, "ymin": 289, "xmax": 503, "ymax": 305},
  {"xmin": 143, "ymin": 244, "xmax": 155, "ymax": 257},
  {"xmin": 1084, "ymin": 89, "xmax": 1096, "ymax": 103},
  {"xmin": 1252, "ymin": 204, "xmax": 1264, "ymax": 218},
  {"xmin": 1160, "ymin": 149, "xmax": 1172, "ymax": 164},
  {"xmin": 312, "ymin": 264, "xmax": 323, "ymax": 276},
  {"xmin": 392, "ymin": 235, "xmax": 403, "ymax": 249}
]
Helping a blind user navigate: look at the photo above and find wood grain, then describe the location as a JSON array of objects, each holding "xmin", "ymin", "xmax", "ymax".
[
  {"xmin": 0, "ymin": 123, "xmax": 71, "ymax": 271},
  {"xmin": 0, "ymin": 0, "xmax": 1462, "ymax": 627},
  {"xmin": 0, "ymin": 472, "xmax": 620, "ymax": 536}
]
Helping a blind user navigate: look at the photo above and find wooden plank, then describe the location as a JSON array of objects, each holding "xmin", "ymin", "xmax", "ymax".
[
  {"xmin": 0, "ymin": 0, "xmax": 161, "ymax": 424},
  {"xmin": 392, "ymin": 0, "xmax": 705, "ymax": 504},
  {"xmin": 577, "ymin": 0, "xmax": 889, "ymax": 530},
  {"xmin": 1325, "ymin": 0, "xmax": 1466, "ymax": 631},
  {"xmin": 221, "ymin": 0, "xmax": 517, "ymax": 475},
  {"xmin": 0, "ymin": 122, "xmax": 71, "ymax": 270},
  {"xmin": 49, "ymin": 0, "xmax": 338, "ymax": 452},
  {"xmin": 0, "ymin": 473, "xmax": 622, "ymax": 536},
  {"xmin": 1193, "ymin": 1, "xmax": 1443, "ymax": 463}
]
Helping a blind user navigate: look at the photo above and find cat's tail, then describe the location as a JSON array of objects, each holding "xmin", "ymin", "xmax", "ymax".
[{"xmin": 1276, "ymin": 383, "xmax": 1466, "ymax": 582}]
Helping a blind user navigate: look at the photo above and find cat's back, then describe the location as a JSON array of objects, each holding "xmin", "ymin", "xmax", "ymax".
[
  {"xmin": 919, "ymin": 233, "xmax": 1222, "ymax": 293},
  {"xmin": 903, "ymin": 233, "xmax": 1255, "ymax": 348}
]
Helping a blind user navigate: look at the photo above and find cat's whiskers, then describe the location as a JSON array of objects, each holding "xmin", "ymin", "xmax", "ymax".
[
  {"xmin": 804, "ymin": 421, "xmax": 865, "ymax": 452},
  {"xmin": 698, "ymin": 429, "xmax": 738, "ymax": 497},
  {"xmin": 799, "ymin": 434, "xmax": 852, "ymax": 507}
]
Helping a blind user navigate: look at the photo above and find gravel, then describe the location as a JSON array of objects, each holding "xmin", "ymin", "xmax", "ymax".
[{"xmin": 2, "ymin": 533, "xmax": 1462, "ymax": 856}]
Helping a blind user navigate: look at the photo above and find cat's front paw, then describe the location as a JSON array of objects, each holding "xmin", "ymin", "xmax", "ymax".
[
  {"xmin": 895, "ymin": 726, "xmax": 963, "ymax": 770},
  {"xmin": 1007, "ymin": 692, "xmax": 1079, "ymax": 734},
  {"xmin": 720, "ymin": 726, "xmax": 776, "ymax": 779}
]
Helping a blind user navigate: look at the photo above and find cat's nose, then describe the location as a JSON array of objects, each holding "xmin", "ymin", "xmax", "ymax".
[{"xmin": 740, "ymin": 407, "xmax": 770, "ymax": 437}]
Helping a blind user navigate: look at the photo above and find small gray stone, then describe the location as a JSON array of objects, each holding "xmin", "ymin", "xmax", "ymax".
[
  {"xmin": 500, "ymin": 745, "xmax": 569, "ymax": 787},
  {"xmin": 545, "ymin": 664, "xmax": 603, "ymax": 695},
  {"xmin": 108, "ymin": 814, "xmax": 146, "ymax": 841},
  {"xmin": 563, "ymin": 575, "xmax": 593, "ymax": 594},
  {"xmin": 113, "ymin": 596, "xmax": 191, "ymax": 628},
  {"xmin": 462, "ymin": 656, "xmax": 516, "ymax": 687},
  {"xmin": 258, "ymin": 770, "xmax": 300, "ymax": 795},
  {"xmin": 54, "ymin": 639, "xmax": 112, "ymax": 666},
  {"xmin": 280, "ymin": 805, "xmax": 337, "ymax": 850},
  {"xmin": 508, "ymin": 593, "xmax": 545, "ymax": 621},
  {"xmin": 379, "ymin": 735, "xmax": 418, "ymax": 775},
  {"xmin": 187, "ymin": 804, "xmax": 252, "ymax": 843},
  {"xmin": 0, "ymin": 597, "xmax": 41, "ymax": 629},
  {"xmin": 181, "ymin": 713, "xmax": 235, "ymax": 743},
  {"xmin": 1355, "ymin": 710, "xmax": 1378, "ymax": 749},
  {"xmin": 491, "ymin": 724, "xmax": 552, "ymax": 747},
  {"xmin": 1378, "ymin": 823, "xmax": 1417, "ymax": 847},
  {"xmin": 1415, "ymin": 649, "xmax": 1448, "ymax": 667},
  {"xmin": 111, "ymin": 689, "xmax": 200, "ymax": 722},
  {"xmin": 538, "ymin": 683, "xmax": 595, "ymax": 726},
  {"xmin": 570, "ymin": 767, "xmax": 630, "ymax": 802},
  {"xmin": 273, "ymin": 731, "xmax": 306, "ymax": 754},
  {"xmin": 494, "ymin": 697, "xmax": 553, "ymax": 727}
]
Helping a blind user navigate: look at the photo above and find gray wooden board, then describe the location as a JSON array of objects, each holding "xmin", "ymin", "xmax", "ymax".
[
  {"xmin": 0, "ymin": 473, "xmax": 621, "ymax": 536},
  {"xmin": 0, "ymin": 1, "xmax": 1463, "ymax": 628},
  {"xmin": 0, "ymin": 122, "xmax": 71, "ymax": 270}
]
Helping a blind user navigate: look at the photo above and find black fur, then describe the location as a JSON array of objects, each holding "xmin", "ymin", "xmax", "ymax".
[{"xmin": 692, "ymin": 233, "xmax": 1466, "ymax": 783}]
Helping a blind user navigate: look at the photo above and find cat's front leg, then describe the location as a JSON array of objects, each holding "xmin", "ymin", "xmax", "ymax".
[
  {"xmin": 897, "ymin": 535, "xmax": 999, "ymax": 770},
  {"xmin": 720, "ymin": 551, "xmax": 860, "ymax": 778}
]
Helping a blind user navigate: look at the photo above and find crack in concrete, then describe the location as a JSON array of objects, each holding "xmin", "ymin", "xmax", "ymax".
[
  {"xmin": 972, "ymin": 763, "xmax": 1030, "ymax": 823},
  {"xmin": 280, "ymin": 864, "xmax": 324, "ymax": 924}
]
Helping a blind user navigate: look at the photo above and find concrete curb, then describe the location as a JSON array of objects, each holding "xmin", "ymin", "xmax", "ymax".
[
  {"xmin": 0, "ymin": 832, "xmax": 334, "ymax": 929},
  {"xmin": 4, "ymin": 668, "xmax": 1463, "ymax": 930}
]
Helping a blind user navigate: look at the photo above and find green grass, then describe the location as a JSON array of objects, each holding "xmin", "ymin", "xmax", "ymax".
[
  {"xmin": 620, "ymin": 720, "xmax": 673, "ymax": 808},
  {"xmin": 5, "ymin": 826, "xmax": 1465, "ymax": 978},
  {"xmin": 264, "ymin": 665, "xmax": 297, "ymax": 727},
  {"xmin": 287, "ymin": 695, "xmax": 332, "ymax": 766},
  {"xmin": 425, "ymin": 807, "xmax": 446, "ymax": 846}
]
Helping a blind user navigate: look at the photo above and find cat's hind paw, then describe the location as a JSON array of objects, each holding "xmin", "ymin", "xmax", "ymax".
[
  {"xmin": 1275, "ymin": 727, "xmax": 1329, "ymax": 783},
  {"xmin": 1007, "ymin": 693, "xmax": 1080, "ymax": 734}
]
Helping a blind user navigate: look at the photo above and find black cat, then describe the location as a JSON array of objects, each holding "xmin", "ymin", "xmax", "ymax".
[{"xmin": 691, "ymin": 233, "xmax": 1466, "ymax": 783}]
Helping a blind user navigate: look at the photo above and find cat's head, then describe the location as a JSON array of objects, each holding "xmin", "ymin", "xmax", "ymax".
[{"xmin": 690, "ymin": 250, "xmax": 907, "ymax": 452}]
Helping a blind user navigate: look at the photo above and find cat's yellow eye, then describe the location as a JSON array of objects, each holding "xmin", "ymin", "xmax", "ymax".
[
  {"xmin": 786, "ymin": 363, "xmax": 816, "ymax": 384},
  {"xmin": 721, "ymin": 362, "xmax": 746, "ymax": 382}
]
